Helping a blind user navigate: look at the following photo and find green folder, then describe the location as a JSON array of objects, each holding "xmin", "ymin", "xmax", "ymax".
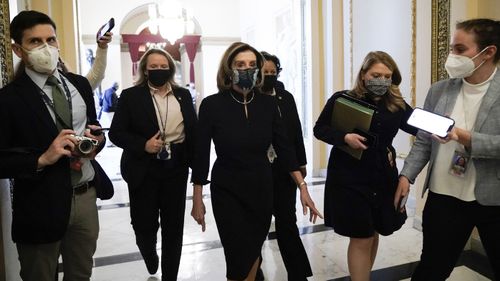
[{"xmin": 331, "ymin": 95, "xmax": 375, "ymax": 159}]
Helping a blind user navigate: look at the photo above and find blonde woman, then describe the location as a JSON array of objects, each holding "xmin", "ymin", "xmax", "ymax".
[
  {"xmin": 109, "ymin": 48, "xmax": 197, "ymax": 280},
  {"xmin": 314, "ymin": 51, "xmax": 417, "ymax": 281}
]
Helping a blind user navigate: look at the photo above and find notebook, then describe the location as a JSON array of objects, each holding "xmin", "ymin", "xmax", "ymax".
[{"xmin": 331, "ymin": 94, "xmax": 376, "ymax": 159}]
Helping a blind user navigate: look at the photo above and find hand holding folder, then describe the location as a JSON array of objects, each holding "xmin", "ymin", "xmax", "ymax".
[{"xmin": 331, "ymin": 94, "xmax": 377, "ymax": 159}]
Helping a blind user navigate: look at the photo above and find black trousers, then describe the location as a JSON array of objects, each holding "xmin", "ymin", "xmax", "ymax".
[
  {"xmin": 412, "ymin": 191, "xmax": 500, "ymax": 281},
  {"xmin": 272, "ymin": 167, "xmax": 312, "ymax": 280},
  {"xmin": 129, "ymin": 161, "xmax": 188, "ymax": 281}
]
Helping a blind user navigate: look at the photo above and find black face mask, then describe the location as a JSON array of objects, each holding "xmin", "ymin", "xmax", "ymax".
[
  {"xmin": 232, "ymin": 68, "xmax": 258, "ymax": 91},
  {"xmin": 147, "ymin": 69, "xmax": 171, "ymax": 87},
  {"xmin": 262, "ymin": 75, "xmax": 278, "ymax": 92}
]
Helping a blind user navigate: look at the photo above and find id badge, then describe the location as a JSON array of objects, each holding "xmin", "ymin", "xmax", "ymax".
[
  {"xmin": 157, "ymin": 143, "xmax": 172, "ymax": 160},
  {"xmin": 448, "ymin": 150, "xmax": 469, "ymax": 178}
]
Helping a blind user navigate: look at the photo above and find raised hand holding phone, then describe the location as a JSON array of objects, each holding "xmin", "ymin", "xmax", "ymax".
[{"xmin": 97, "ymin": 18, "xmax": 115, "ymax": 41}]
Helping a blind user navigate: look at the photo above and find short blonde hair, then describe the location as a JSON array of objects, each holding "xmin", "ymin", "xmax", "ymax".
[
  {"xmin": 216, "ymin": 42, "xmax": 264, "ymax": 92},
  {"xmin": 351, "ymin": 51, "xmax": 405, "ymax": 112},
  {"xmin": 135, "ymin": 48, "xmax": 178, "ymax": 87}
]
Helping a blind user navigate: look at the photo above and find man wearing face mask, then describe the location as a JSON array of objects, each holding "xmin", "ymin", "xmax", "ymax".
[
  {"xmin": 258, "ymin": 51, "xmax": 312, "ymax": 281},
  {"xmin": 314, "ymin": 51, "xmax": 417, "ymax": 281},
  {"xmin": 0, "ymin": 10, "xmax": 112, "ymax": 281},
  {"xmin": 396, "ymin": 18, "xmax": 500, "ymax": 280},
  {"xmin": 109, "ymin": 48, "xmax": 197, "ymax": 281}
]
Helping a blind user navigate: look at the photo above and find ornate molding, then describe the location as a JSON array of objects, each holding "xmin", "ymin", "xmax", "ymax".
[
  {"xmin": 0, "ymin": 0, "xmax": 13, "ymax": 86},
  {"xmin": 410, "ymin": 0, "xmax": 417, "ymax": 107},
  {"xmin": 431, "ymin": 0, "xmax": 450, "ymax": 83}
]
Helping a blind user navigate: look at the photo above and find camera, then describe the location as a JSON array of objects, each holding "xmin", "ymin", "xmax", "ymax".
[{"xmin": 72, "ymin": 135, "xmax": 99, "ymax": 156}]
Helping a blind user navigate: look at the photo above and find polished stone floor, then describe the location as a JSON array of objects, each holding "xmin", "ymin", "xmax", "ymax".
[{"xmin": 66, "ymin": 144, "xmax": 494, "ymax": 281}]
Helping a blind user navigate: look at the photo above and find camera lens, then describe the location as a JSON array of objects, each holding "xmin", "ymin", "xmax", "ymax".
[{"xmin": 78, "ymin": 140, "xmax": 93, "ymax": 155}]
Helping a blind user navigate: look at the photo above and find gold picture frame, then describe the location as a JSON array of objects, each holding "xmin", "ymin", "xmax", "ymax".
[
  {"xmin": 0, "ymin": 1, "xmax": 12, "ymax": 279},
  {"xmin": 431, "ymin": 0, "xmax": 450, "ymax": 84},
  {"xmin": 0, "ymin": 0, "xmax": 13, "ymax": 87}
]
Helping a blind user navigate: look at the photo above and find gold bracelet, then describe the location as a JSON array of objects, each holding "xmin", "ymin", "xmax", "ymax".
[{"xmin": 298, "ymin": 181, "xmax": 307, "ymax": 188}]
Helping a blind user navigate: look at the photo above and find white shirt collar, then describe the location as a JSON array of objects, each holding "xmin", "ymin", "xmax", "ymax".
[{"xmin": 25, "ymin": 67, "xmax": 61, "ymax": 88}]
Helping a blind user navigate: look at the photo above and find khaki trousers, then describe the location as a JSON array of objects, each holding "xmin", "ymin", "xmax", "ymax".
[{"xmin": 16, "ymin": 187, "xmax": 99, "ymax": 281}]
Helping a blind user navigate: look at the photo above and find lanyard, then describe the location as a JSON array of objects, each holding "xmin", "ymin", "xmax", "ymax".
[
  {"xmin": 38, "ymin": 74, "xmax": 73, "ymax": 129},
  {"xmin": 151, "ymin": 94, "xmax": 169, "ymax": 141}
]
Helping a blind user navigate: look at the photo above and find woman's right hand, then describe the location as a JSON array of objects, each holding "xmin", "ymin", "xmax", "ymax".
[
  {"xmin": 191, "ymin": 186, "xmax": 206, "ymax": 232},
  {"xmin": 394, "ymin": 176, "xmax": 410, "ymax": 212},
  {"xmin": 344, "ymin": 133, "xmax": 368, "ymax": 150},
  {"xmin": 144, "ymin": 131, "xmax": 163, "ymax": 154}
]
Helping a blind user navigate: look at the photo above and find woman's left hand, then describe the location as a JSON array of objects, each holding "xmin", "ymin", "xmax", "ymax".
[
  {"xmin": 81, "ymin": 125, "xmax": 105, "ymax": 159},
  {"xmin": 299, "ymin": 185, "xmax": 323, "ymax": 223},
  {"xmin": 85, "ymin": 125, "xmax": 105, "ymax": 144}
]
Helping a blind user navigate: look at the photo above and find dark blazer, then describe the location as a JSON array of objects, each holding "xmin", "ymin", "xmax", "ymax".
[
  {"xmin": 0, "ymin": 71, "xmax": 112, "ymax": 243},
  {"xmin": 273, "ymin": 87, "xmax": 307, "ymax": 169},
  {"xmin": 109, "ymin": 85, "xmax": 197, "ymax": 189}
]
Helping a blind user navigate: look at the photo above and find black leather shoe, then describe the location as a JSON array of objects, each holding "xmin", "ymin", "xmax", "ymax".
[
  {"xmin": 255, "ymin": 267, "xmax": 265, "ymax": 281},
  {"xmin": 143, "ymin": 251, "xmax": 159, "ymax": 274},
  {"xmin": 136, "ymin": 235, "xmax": 159, "ymax": 275}
]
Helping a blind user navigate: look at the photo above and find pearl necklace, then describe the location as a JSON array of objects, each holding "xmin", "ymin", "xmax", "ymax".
[{"xmin": 230, "ymin": 91, "xmax": 254, "ymax": 105}]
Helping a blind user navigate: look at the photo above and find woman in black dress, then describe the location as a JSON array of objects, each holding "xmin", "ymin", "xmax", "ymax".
[
  {"xmin": 259, "ymin": 51, "xmax": 312, "ymax": 280},
  {"xmin": 191, "ymin": 42, "xmax": 322, "ymax": 281},
  {"xmin": 314, "ymin": 51, "xmax": 417, "ymax": 281}
]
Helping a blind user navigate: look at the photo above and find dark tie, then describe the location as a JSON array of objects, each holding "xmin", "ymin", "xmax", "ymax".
[
  {"xmin": 47, "ymin": 76, "xmax": 82, "ymax": 185},
  {"xmin": 46, "ymin": 75, "xmax": 71, "ymax": 130}
]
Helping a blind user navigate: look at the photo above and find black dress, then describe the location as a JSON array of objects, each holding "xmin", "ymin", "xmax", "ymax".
[
  {"xmin": 314, "ymin": 91, "xmax": 417, "ymax": 238},
  {"xmin": 192, "ymin": 89, "xmax": 298, "ymax": 279}
]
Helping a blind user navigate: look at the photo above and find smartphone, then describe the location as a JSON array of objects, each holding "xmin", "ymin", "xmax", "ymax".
[
  {"xmin": 97, "ymin": 18, "xmax": 115, "ymax": 40},
  {"xmin": 407, "ymin": 108, "xmax": 455, "ymax": 138}
]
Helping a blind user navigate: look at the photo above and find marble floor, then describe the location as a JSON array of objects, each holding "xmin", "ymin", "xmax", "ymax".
[{"xmin": 67, "ymin": 144, "xmax": 494, "ymax": 281}]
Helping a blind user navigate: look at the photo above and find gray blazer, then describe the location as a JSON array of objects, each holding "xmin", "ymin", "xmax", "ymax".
[{"xmin": 401, "ymin": 68, "xmax": 500, "ymax": 206}]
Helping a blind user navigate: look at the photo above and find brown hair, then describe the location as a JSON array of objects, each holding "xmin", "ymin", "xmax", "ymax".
[
  {"xmin": 216, "ymin": 42, "xmax": 264, "ymax": 92},
  {"xmin": 10, "ymin": 10, "xmax": 56, "ymax": 44},
  {"xmin": 135, "ymin": 48, "xmax": 178, "ymax": 87},
  {"xmin": 456, "ymin": 18, "xmax": 500, "ymax": 63},
  {"xmin": 351, "ymin": 51, "xmax": 405, "ymax": 112}
]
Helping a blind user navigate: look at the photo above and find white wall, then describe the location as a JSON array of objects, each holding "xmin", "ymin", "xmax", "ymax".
[
  {"xmin": 450, "ymin": 0, "xmax": 468, "ymax": 30},
  {"xmin": 238, "ymin": 0, "xmax": 314, "ymax": 171},
  {"xmin": 349, "ymin": 0, "xmax": 413, "ymax": 155},
  {"xmin": 78, "ymin": 0, "xmax": 241, "ymax": 37},
  {"xmin": 239, "ymin": 0, "xmax": 304, "ymax": 114}
]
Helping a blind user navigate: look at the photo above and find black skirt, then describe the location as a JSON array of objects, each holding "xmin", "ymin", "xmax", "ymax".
[
  {"xmin": 324, "ymin": 182, "xmax": 407, "ymax": 238},
  {"xmin": 210, "ymin": 181, "xmax": 273, "ymax": 279}
]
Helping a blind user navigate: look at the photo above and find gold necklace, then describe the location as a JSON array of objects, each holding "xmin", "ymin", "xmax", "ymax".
[{"xmin": 230, "ymin": 91, "xmax": 254, "ymax": 105}]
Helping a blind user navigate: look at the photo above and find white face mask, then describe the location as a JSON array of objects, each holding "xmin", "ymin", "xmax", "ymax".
[
  {"xmin": 23, "ymin": 43, "xmax": 59, "ymax": 74},
  {"xmin": 444, "ymin": 46, "xmax": 489, "ymax": 78}
]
